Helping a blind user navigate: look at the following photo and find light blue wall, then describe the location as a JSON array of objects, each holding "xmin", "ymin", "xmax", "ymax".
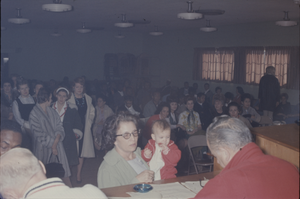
[
  {"xmin": 1, "ymin": 28, "xmax": 144, "ymax": 80},
  {"xmin": 1, "ymin": 21, "xmax": 299, "ymax": 103}
]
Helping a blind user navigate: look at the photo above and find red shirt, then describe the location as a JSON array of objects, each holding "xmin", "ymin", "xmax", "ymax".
[
  {"xmin": 142, "ymin": 139, "xmax": 181, "ymax": 179},
  {"xmin": 194, "ymin": 142, "xmax": 299, "ymax": 199}
]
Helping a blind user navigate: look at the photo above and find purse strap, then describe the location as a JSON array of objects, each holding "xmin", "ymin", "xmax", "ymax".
[{"xmin": 48, "ymin": 153, "xmax": 60, "ymax": 164}]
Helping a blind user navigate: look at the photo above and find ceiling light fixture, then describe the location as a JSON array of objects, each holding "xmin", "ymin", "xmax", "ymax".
[
  {"xmin": 115, "ymin": 33, "xmax": 125, "ymax": 39},
  {"xmin": 276, "ymin": 11, "xmax": 297, "ymax": 26},
  {"xmin": 178, "ymin": 1, "xmax": 202, "ymax": 20},
  {"xmin": 8, "ymin": 8, "xmax": 30, "ymax": 24},
  {"xmin": 200, "ymin": 20, "xmax": 217, "ymax": 32},
  {"xmin": 115, "ymin": 14, "xmax": 133, "ymax": 28},
  {"xmin": 42, "ymin": 0, "xmax": 72, "ymax": 12},
  {"xmin": 77, "ymin": 23, "xmax": 92, "ymax": 33},
  {"xmin": 149, "ymin": 26, "xmax": 163, "ymax": 36}
]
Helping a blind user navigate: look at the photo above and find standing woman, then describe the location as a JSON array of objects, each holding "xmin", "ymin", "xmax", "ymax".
[
  {"xmin": 68, "ymin": 77, "xmax": 95, "ymax": 183},
  {"xmin": 52, "ymin": 87, "xmax": 84, "ymax": 187},
  {"xmin": 29, "ymin": 88, "xmax": 71, "ymax": 185},
  {"xmin": 12, "ymin": 78, "xmax": 35, "ymax": 150}
]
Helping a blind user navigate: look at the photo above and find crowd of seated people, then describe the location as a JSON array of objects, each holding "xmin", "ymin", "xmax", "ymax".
[{"xmin": 1, "ymin": 74, "xmax": 299, "ymax": 195}]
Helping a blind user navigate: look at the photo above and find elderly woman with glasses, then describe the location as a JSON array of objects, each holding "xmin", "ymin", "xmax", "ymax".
[{"xmin": 97, "ymin": 112, "xmax": 154, "ymax": 189}]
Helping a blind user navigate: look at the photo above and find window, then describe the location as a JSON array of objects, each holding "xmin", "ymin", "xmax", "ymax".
[
  {"xmin": 193, "ymin": 48, "xmax": 234, "ymax": 82},
  {"xmin": 194, "ymin": 46, "xmax": 298, "ymax": 89},
  {"xmin": 245, "ymin": 47, "xmax": 289, "ymax": 86}
]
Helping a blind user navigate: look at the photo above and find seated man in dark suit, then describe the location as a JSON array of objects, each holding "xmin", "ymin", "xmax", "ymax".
[
  {"xmin": 193, "ymin": 116, "xmax": 299, "ymax": 199},
  {"xmin": 193, "ymin": 92, "xmax": 211, "ymax": 130}
]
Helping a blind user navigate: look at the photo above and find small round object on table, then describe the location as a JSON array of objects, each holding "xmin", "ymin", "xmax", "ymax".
[{"xmin": 133, "ymin": 184, "xmax": 153, "ymax": 193}]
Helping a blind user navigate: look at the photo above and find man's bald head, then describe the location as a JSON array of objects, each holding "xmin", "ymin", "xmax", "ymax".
[{"xmin": 0, "ymin": 148, "xmax": 45, "ymax": 197}]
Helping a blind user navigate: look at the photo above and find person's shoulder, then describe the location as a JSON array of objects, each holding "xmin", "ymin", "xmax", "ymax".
[{"xmin": 73, "ymin": 184, "xmax": 107, "ymax": 198}]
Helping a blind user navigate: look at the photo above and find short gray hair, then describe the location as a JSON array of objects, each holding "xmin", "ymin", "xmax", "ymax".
[
  {"xmin": 266, "ymin": 66, "xmax": 275, "ymax": 74},
  {"xmin": 206, "ymin": 115, "xmax": 252, "ymax": 152},
  {"xmin": 0, "ymin": 148, "xmax": 42, "ymax": 193}
]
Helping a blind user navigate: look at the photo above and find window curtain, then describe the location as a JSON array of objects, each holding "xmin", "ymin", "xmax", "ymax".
[
  {"xmin": 245, "ymin": 47, "xmax": 265, "ymax": 85},
  {"xmin": 193, "ymin": 48, "xmax": 234, "ymax": 82},
  {"xmin": 265, "ymin": 47, "xmax": 290, "ymax": 86}
]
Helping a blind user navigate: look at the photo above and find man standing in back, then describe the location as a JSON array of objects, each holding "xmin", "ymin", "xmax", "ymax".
[{"xmin": 258, "ymin": 66, "xmax": 280, "ymax": 122}]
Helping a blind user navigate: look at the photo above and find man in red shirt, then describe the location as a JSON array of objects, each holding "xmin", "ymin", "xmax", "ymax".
[{"xmin": 194, "ymin": 116, "xmax": 299, "ymax": 199}]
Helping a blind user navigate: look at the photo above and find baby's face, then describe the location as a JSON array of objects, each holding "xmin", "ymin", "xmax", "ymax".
[{"xmin": 151, "ymin": 129, "xmax": 171, "ymax": 147}]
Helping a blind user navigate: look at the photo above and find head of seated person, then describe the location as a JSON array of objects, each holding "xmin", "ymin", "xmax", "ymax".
[
  {"xmin": 228, "ymin": 102, "xmax": 242, "ymax": 118},
  {"xmin": 213, "ymin": 97, "xmax": 225, "ymax": 114},
  {"xmin": 154, "ymin": 102, "xmax": 170, "ymax": 120},
  {"xmin": 0, "ymin": 120, "xmax": 23, "ymax": 156},
  {"xmin": 0, "ymin": 148, "xmax": 47, "ymax": 198},
  {"xmin": 206, "ymin": 116, "xmax": 252, "ymax": 168},
  {"xmin": 151, "ymin": 120, "xmax": 171, "ymax": 148},
  {"xmin": 241, "ymin": 93, "xmax": 252, "ymax": 110},
  {"xmin": 101, "ymin": 112, "xmax": 140, "ymax": 157}
]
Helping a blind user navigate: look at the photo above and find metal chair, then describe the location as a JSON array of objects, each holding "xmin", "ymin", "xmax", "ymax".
[{"xmin": 187, "ymin": 135, "xmax": 214, "ymax": 175}]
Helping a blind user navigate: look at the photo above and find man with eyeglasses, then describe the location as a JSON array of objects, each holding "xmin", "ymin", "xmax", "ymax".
[{"xmin": 97, "ymin": 112, "xmax": 154, "ymax": 189}]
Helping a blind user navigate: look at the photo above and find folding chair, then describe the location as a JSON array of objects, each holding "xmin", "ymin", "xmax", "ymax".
[{"xmin": 187, "ymin": 135, "xmax": 214, "ymax": 175}]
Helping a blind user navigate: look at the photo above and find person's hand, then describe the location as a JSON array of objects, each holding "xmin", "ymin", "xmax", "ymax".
[
  {"xmin": 52, "ymin": 145, "xmax": 58, "ymax": 155},
  {"xmin": 136, "ymin": 170, "xmax": 154, "ymax": 183},
  {"xmin": 144, "ymin": 148, "xmax": 152, "ymax": 158},
  {"xmin": 251, "ymin": 115, "xmax": 256, "ymax": 120},
  {"xmin": 158, "ymin": 143, "xmax": 168, "ymax": 151}
]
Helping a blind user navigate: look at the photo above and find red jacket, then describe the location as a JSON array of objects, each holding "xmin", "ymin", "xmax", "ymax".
[
  {"xmin": 194, "ymin": 142, "xmax": 299, "ymax": 199},
  {"xmin": 142, "ymin": 139, "xmax": 181, "ymax": 180}
]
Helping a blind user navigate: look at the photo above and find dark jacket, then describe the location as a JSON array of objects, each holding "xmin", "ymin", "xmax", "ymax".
[
  {"xmin": 62, "ymin": 106, "xmax": 83, "ymax": 166},
  {"xmin": 258, "ymin": 74, "xmax": 280, "ymax": 112},
  {"xmin": 194, "ymin": 101, "xmax": 211, "ymax": 130}
]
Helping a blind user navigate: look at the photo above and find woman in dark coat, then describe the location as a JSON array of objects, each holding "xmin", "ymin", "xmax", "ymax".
[{"xmin": 52, "ymin": 87, "xmax": 83, "ymax": 186}]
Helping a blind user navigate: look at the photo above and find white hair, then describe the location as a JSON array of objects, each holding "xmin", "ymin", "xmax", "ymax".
[
  {"xmin": 206, "ymin": 115, "xmax": 252, "ymax": 152},
  {"xmin": 0, "ymin": 148, "xmax": 42, "ymax": 193}
]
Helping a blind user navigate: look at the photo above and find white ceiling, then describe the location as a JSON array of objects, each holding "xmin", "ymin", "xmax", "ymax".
[{"xmin": 1, "ymin": 0, "xmax": 299, "ymax": 33}]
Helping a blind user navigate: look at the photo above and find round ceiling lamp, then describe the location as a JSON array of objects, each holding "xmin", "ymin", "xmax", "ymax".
[
  {"xmin": 114, "ymin": 14, "xmax": 134, "ymax": 28},
  {"xmin": 8, "ymin": 8, "xmax": 30, "ymax": 24},
  {"xmin": 42, "ymin": 0, "xmax": 72, "ymax": 12},
  {"xmin": 200, "ymin": 20, "xmax": 217, "ymax": 32},
  {"xmin": 77, "ymin": 23, "xmax": 92, "ymax": 33},
  {"xmin": 177, "ymin": 1, "xmax": 202, "ymax": 20},
  {"xmin": 149, "ymin": 26, "xmax": 163, "ymax": 36},
  {"xmin": 276, "ymin": 11, "xmax": 297, "ymax": 27}
]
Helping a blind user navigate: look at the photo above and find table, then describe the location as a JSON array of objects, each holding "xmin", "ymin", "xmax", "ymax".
[
  {"xmin": 250, "ymin": 123, "xmax": 299, "ymax": 168},
  {"xmin": 101, "ymin": 170, "xmax": 221, "ymax": 197}
]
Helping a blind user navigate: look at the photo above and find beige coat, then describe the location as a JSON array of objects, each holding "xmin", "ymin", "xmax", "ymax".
[{"xmin": 68, "ymin": 94, "xmax": 95, "ymax": 158}]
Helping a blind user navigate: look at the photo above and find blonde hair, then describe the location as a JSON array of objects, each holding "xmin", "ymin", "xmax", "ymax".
[
  {"xmin": 0, "ymin": 148, "xmax": 42, "ymax": 193},
  {"xmin": 151, "ymin": 119, "xmax": 171, "ymax": 134}
]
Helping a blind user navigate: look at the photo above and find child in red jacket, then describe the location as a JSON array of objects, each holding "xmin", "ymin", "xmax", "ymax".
[{"xmin": 142, "ymin": 119, "xmax": 181, "ymax": 180}]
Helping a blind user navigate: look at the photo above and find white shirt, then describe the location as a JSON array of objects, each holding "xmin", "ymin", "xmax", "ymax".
[{"xmin": 53, "ymin": 102, "xmax": 68, "ymax": 122}]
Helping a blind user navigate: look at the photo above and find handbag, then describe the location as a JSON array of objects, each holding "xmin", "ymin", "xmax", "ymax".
[{"xmin": 45, "ymin": 153, "xmax": 65, "ymax": 178}]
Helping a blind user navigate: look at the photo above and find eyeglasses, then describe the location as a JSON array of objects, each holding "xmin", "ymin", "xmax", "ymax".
[{"xmin": 115, "ymin": 130, "xmax": 140, "ymax": 139}]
